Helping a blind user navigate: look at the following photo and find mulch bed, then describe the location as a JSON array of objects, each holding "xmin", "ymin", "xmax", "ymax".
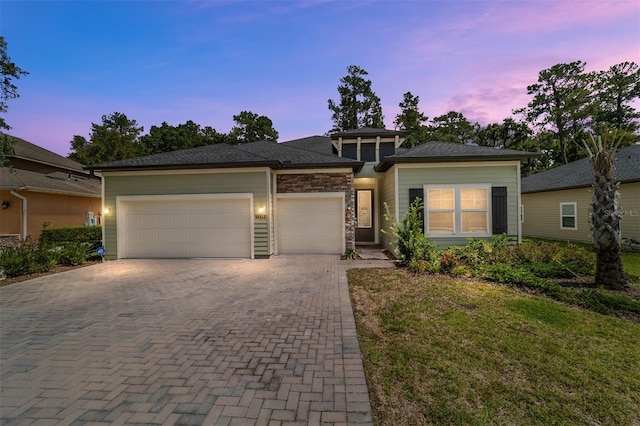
[{"xmin": 0, "ymin": 262, "xmax": 101, "ymax": 287}]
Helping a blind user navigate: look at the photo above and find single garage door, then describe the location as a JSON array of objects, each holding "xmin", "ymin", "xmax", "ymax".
[
  {"xmin": 277, "ymin": 196, "xmax": 343, "ymax": 254},
  {"xmin": 118, "ymin": 196, "xmax": 252, "ymax": 258}
]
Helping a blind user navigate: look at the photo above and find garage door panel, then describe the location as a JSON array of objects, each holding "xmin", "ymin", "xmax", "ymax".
[
  {"xmin": 119, "ymin": 197, "xmax": 251, "ymax": 258},
  {"xmin": 277, "ymin": 197, "xmax": 343, "ymax": 255}
]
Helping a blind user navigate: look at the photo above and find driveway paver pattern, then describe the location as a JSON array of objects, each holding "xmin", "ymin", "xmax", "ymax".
[{"xmin": 1, "ymin": 256, "xmax": 392, "ymax": 425}]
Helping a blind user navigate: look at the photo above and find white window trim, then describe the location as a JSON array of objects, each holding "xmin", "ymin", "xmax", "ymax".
[
  {"xmin": 424, "ymin": 184, "xmax": 492, "ymax": 237},
  {"xmin": 560, "ymin": 202, "xmax": 578, "ymax": 230}
]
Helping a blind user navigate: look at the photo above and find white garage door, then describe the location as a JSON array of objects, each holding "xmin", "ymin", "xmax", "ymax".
[
  {"xmin": 118, "ymin": 196, "xmax": 252, "ymax": 258},
  {"xmin": 277, "ymin": 196, "xmax": 343, "ymax": 254}
]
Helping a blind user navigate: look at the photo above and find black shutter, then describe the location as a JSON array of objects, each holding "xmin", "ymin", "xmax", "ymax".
[
  {"xmin": 409, "ymin": 188, "xmax": 425, "ymax": 233},
  {"xmin": 492, "ymin": 186, "xmax": 508, "ymax": 235}
]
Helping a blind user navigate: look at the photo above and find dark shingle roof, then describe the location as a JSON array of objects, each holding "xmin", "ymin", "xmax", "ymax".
[
  {"xmin": 6, "ymin": 134, "xmax": 87, "ymax": 171},
  {"xmin": 521, "ymin": 144, "xmax": 640, "ymax": 193},
  {"xmin": 1, "ymin": 135, "xmax": 101, "ymax": 196},
  {"xmin": 280, "ymin": 136, "xmax": 334, "ymax": 155},
  {"xmin": 331, "ymin": 127, "xmax": 409, "ymax": 138},
  {"xmin": 375, "ymin": 141, "xmax": 539, "ymax": 172},
  {"xmin": 87, "ymin": 140, "xmax": 363, "ymax": 172},
  {"xmin": 0, "ymin": 166, "xmax": 101, "ymax": 196}
]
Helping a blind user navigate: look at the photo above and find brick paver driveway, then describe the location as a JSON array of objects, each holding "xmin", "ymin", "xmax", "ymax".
[{"xmin": 1, "ymin": 256, "xmax": 390, "ymax": 425}]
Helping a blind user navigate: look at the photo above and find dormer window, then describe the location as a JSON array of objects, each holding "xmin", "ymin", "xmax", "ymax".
[
  {"xmin": 342, "ymin": 144, "xmax": 357, "ymax": 160},
  {"xmin": 361, "ymin": 144, "xmax": 376, "ymax": 162},
  {"xmin": 330, "ymin": 128, "xmax": 408, "ymax": 162},
  {"xmin": 379, "ymin": 142, "xmax": 395, "ymax": 158}
]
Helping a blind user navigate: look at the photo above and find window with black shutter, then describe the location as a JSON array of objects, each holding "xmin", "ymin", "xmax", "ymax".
[
  {"xmin": 491, "ymin": 186, "xmax": 508, "ymax": 235},
  {"xmin": 409, "ymin": 188, "xmax": 425, "ymax": 233}
]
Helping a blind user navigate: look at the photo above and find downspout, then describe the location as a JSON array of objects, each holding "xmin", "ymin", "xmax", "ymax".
[{"xmin": 10, "ymin": 189, "xmax": 27, "ymax": 241}]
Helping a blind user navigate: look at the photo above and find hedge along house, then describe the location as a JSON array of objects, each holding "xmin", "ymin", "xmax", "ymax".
[
  {"xmin": 88, "ymin": 129, "xmax": 537, "ymax": 260},
  {"xmin": 521, "ymin": 144, "xmax": 639, "ymax": 244}
]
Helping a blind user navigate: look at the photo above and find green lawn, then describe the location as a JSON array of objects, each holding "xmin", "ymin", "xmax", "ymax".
[
  {"xmin": 348, "ymin": 268, "xmax": 640, "ymax": 425},
  {"xmin": 623, "ymin": 252, "xmax": 640, "ymax": 282}
]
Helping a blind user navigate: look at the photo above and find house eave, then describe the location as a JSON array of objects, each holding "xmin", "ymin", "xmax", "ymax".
[
  {"xmin": 86, "ymin": 161, "xmax": 281, "ymax": 172},
  {"xmin": 1, "ymin": 185, "xmax": 101, "ymax": 198},
  {"xmin": 374, "ymin": 155, "xmax": 535, "ymax": 172},
  {"xmin": 88, "ymin": 160, "xmax": 364, "ymax": 173}
]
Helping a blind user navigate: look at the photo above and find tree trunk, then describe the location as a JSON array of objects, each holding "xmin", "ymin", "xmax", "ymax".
[
  {"xmin": 595, "ymin": 249, "xmax": 628, "ymax": 290},
  {"xmin": 589, "ymin": 146, "xmax": 629, "ymax": 289}
]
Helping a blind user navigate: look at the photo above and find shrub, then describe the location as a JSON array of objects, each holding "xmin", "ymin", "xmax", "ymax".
[
  {"xmin": 40, "ymin": 226, "xmax": 102, "ymax": 249},
  {"xmin": 32, "ymin": 247, "xmax": 60, "ymax": 272},
  {"xmin": 450, "ymin": 265, "xmax": 470, "ymax": 277},
  {"xmin": 344, "ymin": 247, "xmax": 358, "ymax": 259},
  {"xmin": 0, "ymin": 244, "xmax": 33, "ymax": 277},
  {"xmin": 0, "ymin": 239, "xmax": 58, "ymax": 277},
  {"xmin": 579, "ymin": 289, "xmax": 640, "ymax": 314},
  {"xmin": 408, "ymin": 259, "xmax": 441, "ymax": 274},
  {"xmin": 482, "ymin": 262, "xmax": 540, "ymax": 285},
  {"xmin": 58, "ymin": 242, "xmax": 89, "ymax": 266},
  {"xmin": 439, "ymin": 251, "xmax": 459, "ymax": 272},
  {"xmin": 383, "ymin": 200, "xmax": 438, "ymax": 263}
]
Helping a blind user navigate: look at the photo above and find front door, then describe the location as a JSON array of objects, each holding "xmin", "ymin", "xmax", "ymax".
[{"xmin": 355, "ymin": 189, "xmax": 375, "ymax": 243}]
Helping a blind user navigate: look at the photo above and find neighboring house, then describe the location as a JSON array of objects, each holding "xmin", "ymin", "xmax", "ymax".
[
  {"xmin": 0, "ymin": 135, "xmax": 102, "ymax": 246},
  {"xmin": 87, "ymin": 128, "xmax": 536, "ymax": 259},
  {"xmin": 521, "ymin": 144, "xmax": 640, "ymax": 244}
]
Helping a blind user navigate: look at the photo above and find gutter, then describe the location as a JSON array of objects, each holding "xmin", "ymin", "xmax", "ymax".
[{"xmin": 9, "ymin": 189, "xmax": 27, "ymax": 241}]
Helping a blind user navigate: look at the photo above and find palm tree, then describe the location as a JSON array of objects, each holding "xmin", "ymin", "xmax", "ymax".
[{"xmin": 583, "ymin": 131, "xmax": 629, "ymax": 289}]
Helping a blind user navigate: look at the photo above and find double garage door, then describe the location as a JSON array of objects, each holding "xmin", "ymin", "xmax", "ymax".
[
  {"xmin": 117, "ymin": 196, "xmax": 252, "ymax": 258},
  {"xmin": 116, "ymin": 194, "xmax": 344, "ymax": 258}
]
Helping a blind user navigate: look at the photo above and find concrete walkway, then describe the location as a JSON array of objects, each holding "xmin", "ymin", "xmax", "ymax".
[{"xmin": 0, "ymin": 256, "xmax": 393, "ymax": 425}]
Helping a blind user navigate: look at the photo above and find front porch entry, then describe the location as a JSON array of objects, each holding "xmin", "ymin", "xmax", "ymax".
[{"xmin": 355, "ymin": 189, "xmax": 375, "ymax": 243}]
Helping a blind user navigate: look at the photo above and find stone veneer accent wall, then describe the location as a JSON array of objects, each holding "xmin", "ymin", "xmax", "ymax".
[{"xmin": 277, "ymin": 173, "xmax": 355, "ymax": 250}]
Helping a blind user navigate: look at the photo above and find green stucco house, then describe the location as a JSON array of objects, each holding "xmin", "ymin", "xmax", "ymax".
[{"xmin": 88, "ymin": 129, "xmax": 536, "ymax": 259}]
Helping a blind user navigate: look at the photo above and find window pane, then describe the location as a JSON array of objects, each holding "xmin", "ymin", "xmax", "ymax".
[
  {"xmin": 461, "ymin": 188, "xmax": 487, "ymax": 210},
  {"xmin": 561, "ymin": 204, "xmax": 575, "ymax": 216},
  {"xmin": 379, "ymin": 142, "xmax": 395, "ymax": 158},
  {"xmin": 361, "ymin": 143, "xmax": 376, "ymax": 162},
  {"xmin": 462, "ymin": 212, "xmax": 487, "ymax": 233},
  {"xmin": 342, "ymin": 144, "xmax": 357, "ymax": 160},
  {"xmin": 428, "ymin": 189, "xmax": 454, "ymax": 210},
  {"xmin": 562, "ymin": 217, "xmax": 576, "ymax": 228},
  {"xmin": 429, "ymin": 212, "xmax": 454, "ymax": 233}
]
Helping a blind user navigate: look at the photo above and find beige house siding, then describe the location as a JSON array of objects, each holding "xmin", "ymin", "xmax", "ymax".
[
  {"xmin": 397, "ymin": 162, "xmax": 521, "ymax": 246},
  {"xmin": 522, "ymin": 182, "xmax": 640, "ymax": 243},
  {"xmin": 102, "ymin": 170, "xmax": 269, "ymax": 259}
]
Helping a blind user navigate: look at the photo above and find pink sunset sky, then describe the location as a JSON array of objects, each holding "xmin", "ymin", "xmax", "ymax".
[{"xmin": 1, "ymin": 0, "xmax": 639, "ymax": 157}]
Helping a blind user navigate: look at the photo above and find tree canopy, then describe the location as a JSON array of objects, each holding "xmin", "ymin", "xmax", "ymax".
[
  {"xmin": 69, "ymin": 112, "xmax": 144, "ymax": 164},
  {"xmin": 229, "ymin": 111, "xmax": 279, "ymax": 143},
  {"xmin": 68, "ymin": 110, "xmax": 279, "ymax": 164},
  {"xmin": 139, "ymin": 120, "xmax": 227, "ymax": 155},
  {"xmin": 328, "ymin": 65, "xmax": 384, "ymax": 132},
  {"xmin": 0, "ymin": 36, "xmax": 29, "ymax": 168}
]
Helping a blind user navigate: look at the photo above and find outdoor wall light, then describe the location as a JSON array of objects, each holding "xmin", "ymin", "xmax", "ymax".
[
  {"xmin": 255, "ymin": 205, "xmax": 267, "ymax": 220},
  {"xmin": 1, "ymin": 201, "xmax": 9, "ymax": 209},
  {"xmin": 103, "ymin": 207, "xmax": 111, "ymax": 215}
]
